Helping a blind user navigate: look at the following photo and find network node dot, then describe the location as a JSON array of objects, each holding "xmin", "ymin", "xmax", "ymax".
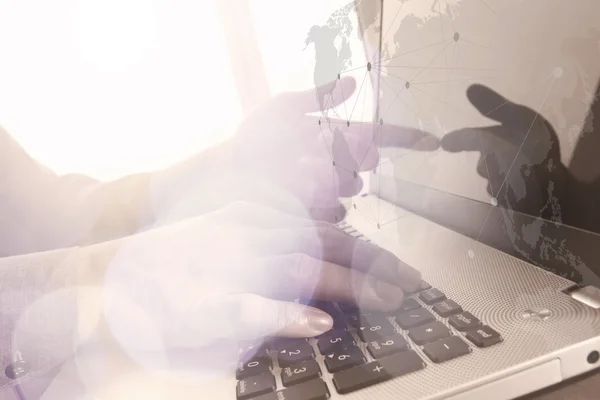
[
  {"xmin": 332, "ymin": 161, "xmax": 336, "ymax": 167},
  {"xmin": 379, "ymin": 118, "xmax": 384, "ymax": 125},
  {"xmin": 318, "ymin": 120, "xmax": 321, "ymax": 126},
  {"xmin": 337, "ymin": 73, "xmax": 341, "ymax": 80},
  {"xmin": 453, "ymin": 32, "xmax": 460, "ymax": 42},
  {"xmin": 553, "ymin": 67, "xmax": 563, "ymax": 78},
  {"xmin": 353, "ymin": 204, "xmax": 357, "ymax": 209},
  {"xmin": 491, "ymin": 197, "xmax": 498, "ymax": 207},
  {"xmin": 334, "ymin": 216, "xmax": 338, "ymax": 222},
  {"xmin": 405, "ymin": 81, "xmax": 410, "ymax": 89},
  {"xmin": 367, "ymin": 62, "xmax": 372, "ymax": 71},
  {"xmin": 377, "ymin": 223, "xmax": 381, "ymax": 229},
  {"xmin": 353, "ymin": 171, "xmax": 358, "ymax": 178},
  {"xmin": 468, "ymin": 249, "xmax": 475, "ymax": 259},
  {"xmin": 347, "ymin": 121, "xmax": 350, "ymax": 127}
]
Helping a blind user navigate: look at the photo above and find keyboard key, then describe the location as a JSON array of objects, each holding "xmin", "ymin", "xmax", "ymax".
[
  {"xmin": 419, "ymin": 288, "xmax": 446, "ymax": 305},
  {"xmin": 272, "ymin": 338, "xmax": 307, "ymax": 351},
  {"xmin": 356, "ymin": 314, "xmax": 397, "ymax": 342},
  {"xmin": 339, "ymin": 303, "xmax": 358, "ymax": 313},
  {"xmin": 396, "ymin": 308, "xmax": 435, "ymax": 329},
  {"xmin": 408, "ymin": 321, "xmax": 451, "ymax": 345},
  {"xmin": 276, "ymin": 340, "xmax": 315, "ymax": 367},
  {"xmin": 324, "ymin": 346, "xmax": 366, "ymax": 372},
  {"xmin": 238, "ymin": 342, "xmax": 270, "ymax": 364},
  {"xmin": 432, "ymin": 299, "xmax": 463, "ymax": 317},
  {"xmin": 252, "ymin": 379, "xmax": 330, "ymax": 400},
  {"xmin": 448, "ymin": 312, "xmax": 482, "ymax": 331},
  {"xmin": 367, "ymin": 334, "xmax": 410, "ymax": 359},
  {"xmin": 405, "ymin": 281, "xmax": 431, "ymax": 295},
  {"xmin": 399, "ymin": 298, "xmax": 422, "ymax": 313},
  {"xmin": 236, "ymin": 372, "xmax": 276, "ymax": 400},
  {"xmin": 317, "ymin": 330, "xmax": 356, "ymax": 354},
  {"xmin": 332, "ymin": 350, "xmax": 425, "ymax": 394},
  {"xmin": 281, "ymin": 359, "xmax": 321, "ymax": 387},
  {"xmin": 423, "ymin": 336, "xmax": 471, "ymax": 363},
  {"xmin": 465, "ymin": 326, "xmax": 503, "ymax": 348},
  {"xmin": 236, "ymin": 357, "xmax": 272, "ymax": 379}
]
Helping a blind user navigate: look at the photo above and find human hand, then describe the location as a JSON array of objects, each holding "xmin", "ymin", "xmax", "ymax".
[
  {"xmin": 441, "ymin": 84, "xmax": 568, "ymax": 221},
  {"xmin": 95, "ymin": 201, "xmax": 421, "ymax": 374},
  {"xmin": 155, "ymin": 77, "xmax": 439, "ymax": 225}
]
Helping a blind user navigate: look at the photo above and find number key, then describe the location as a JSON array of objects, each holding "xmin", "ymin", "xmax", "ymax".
[
  {"xmin": 277, "ymin": 340, "xmax": 315, "ymax": 367},
  {"xmin": 280, "ymin": 359, "xmax": 321, "ymax": 387},
  {"xmin": 367, "ymin": 334, "xmax": 409, "ymax": 359},
  {"xmin": 317, "ymin": 330, "xmax": 356, "ymax": 354},
  {"xmin": 236, "ymin": 357, "xmax": 272, "ymax": 379},
  {"xmin": 357, "ymin": 314, "xmax": 397, "ymax": 342},
  {"xmin": 324, "ymin": 346, "xmax": 366, "ymax": 373}
]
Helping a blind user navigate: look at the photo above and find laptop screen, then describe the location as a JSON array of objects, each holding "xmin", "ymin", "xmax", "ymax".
[{"xmin": 354, "ymin": 0, "xmax": 600, "ymax": 286}]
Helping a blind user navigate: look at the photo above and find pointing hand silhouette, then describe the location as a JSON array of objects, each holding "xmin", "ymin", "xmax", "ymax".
[{"xmin": 442, "ymin": 84, "xmax": 568, "ymax": 223}]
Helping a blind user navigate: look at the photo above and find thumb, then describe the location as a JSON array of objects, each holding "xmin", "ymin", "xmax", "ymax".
[{"xmin": 192, "ymin": 294, "xmax": 334, "ymax": 343}]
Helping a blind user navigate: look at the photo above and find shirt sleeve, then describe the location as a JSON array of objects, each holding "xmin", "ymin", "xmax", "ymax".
[{"xmin": 0, "ymin": 126, "xmax": 154, "ymax": 256}]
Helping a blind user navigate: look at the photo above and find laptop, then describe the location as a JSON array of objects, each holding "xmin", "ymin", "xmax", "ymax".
[
  {"xmin": 232, "ymin": 1, "xmax": 600, "ymax": 399},
  {"xmin": 6, "ymin": 1, "xmax": 600, "ymax": 399}
]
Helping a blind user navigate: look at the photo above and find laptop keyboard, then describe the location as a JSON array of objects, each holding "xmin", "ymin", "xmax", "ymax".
[{"xmin": 235, "ymin": 224, "xmax": 503, "ymax": 399}]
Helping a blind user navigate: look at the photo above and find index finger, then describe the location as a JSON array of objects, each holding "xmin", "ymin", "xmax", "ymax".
[
  {"xmin": 306, "ymin": 116, "xmax": 440, "ymax": 151},
  {"xmin": 266, "ymin": 225, "xmax": 423, "ymax": 292},
  {"xmin": 441, "ymin": 128, "xmax": 485, "ymax": 153}
]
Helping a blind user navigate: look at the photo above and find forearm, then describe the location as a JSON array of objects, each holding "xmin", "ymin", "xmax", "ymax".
[{"xmin": 0, "ymin": 124, "xmax": 235, "ymax": 253}]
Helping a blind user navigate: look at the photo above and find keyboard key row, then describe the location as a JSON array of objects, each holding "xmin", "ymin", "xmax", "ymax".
[
  {"xmin": 332, "ymin": 350, "xmax": 425, "ymax": 394},
  {"xmin": 249, "ymin": 379, "xmax": 330, "ymax": 400},
  {"xmin": 236, "ymin": 282, "xmax": 504, "ymax": 398}
]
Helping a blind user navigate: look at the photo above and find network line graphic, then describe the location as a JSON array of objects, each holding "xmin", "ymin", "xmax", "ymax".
[{"xmin": 306, "ymin": 0, "xmax": 569, "ymax": 262}]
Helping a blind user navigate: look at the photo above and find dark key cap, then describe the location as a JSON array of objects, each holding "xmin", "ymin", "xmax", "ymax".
[
  {"xmin": 324, "ymin": 346, "xmax": 366, "ymax": 372},
  {"xmin": 396, "ymin": 308, "xmax": 435, "ymax": 329},
  {"xmin": 277, "ymin": 340, "xmax": 315, "ymax": 367},
  {"xmin": 419, "ymin": 288, "xmax": 446, "ymax": 305},
  {"xmin": 367, "ymin": 334, "xmax": 410, "ymax": 359},
  {"xmin": 405, "ymin": 281, "xmax": 431, "ymax": 295},
  {"xmin": 357, "ymin": 314, "xmax": 397, "ymax": 342},
  {"xmin": 339, "ymin": 303, "xmax": 358, "ymax": 313},
  {"xmin": 317, "ymin": 330, "xmax": 356, "ymax": 354},
  {"xmin": 236, "ymin": 372, "xmax": 276, "ymax": 400},
  {"xmin": 281, "ymin": 359, "xmax": 321, "ymax": 387},
  {"xmin": 332, "ymin": 350, "xmax": 425, "ymax": 394},
  {"xmin": 465, "ymin": 326, "xmax": 503, "ymax": 348},
  {"xmin": 272, "ymin": 338, "xmax": 307, "ymax": 351},
  {"xmin": 408, "ymin": 321, "xmax": 451, "ymax": 345},
  {"xmin": 346, "ymin": 313, "xmax": 361, "ymax": 328},
  {"xmin": 236, "ymin": 357, "xmax": 272, "ymax": 379},
  {"xmin": 399, "ymin": 298, "xmax": 422, "ymax": 313},
  {"xmin": 253, "ymin": 379, "xmax": 330, "ymax": 400},
  {"xmin": 448, "ymin": 312, "xmax": 482, "ymax": 331},
  {"xmin": 239, "ymin": 342, "xmax": 270, "ymax": 363},
  {"xmin": 432, "ymin": 299, "xmax": 463, "ymax": 317},
  {"xmin": 423, "ymin": 336, "xmax": 471, "ymax": 363}
]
